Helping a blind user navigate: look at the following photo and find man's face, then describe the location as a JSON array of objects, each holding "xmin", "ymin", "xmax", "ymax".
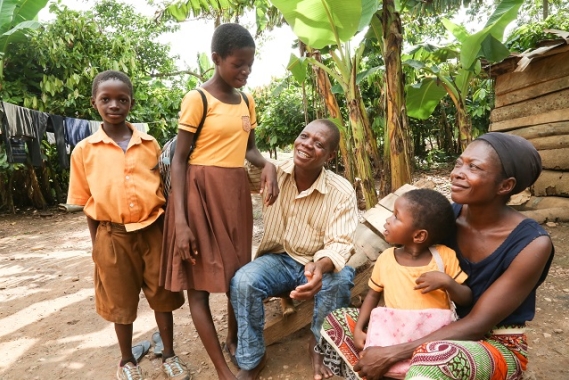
[{"xmin": 293, "ymin": 121, "xmax": 335, "ymax": 172}]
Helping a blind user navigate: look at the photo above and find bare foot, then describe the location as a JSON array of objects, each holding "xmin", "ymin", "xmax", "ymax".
[
  {"xmin": 309, "ymin": 335, "xmax": 333, "ymax": 380},
  {"xmin": 280, "ymin": 296, "xmax": 296, "ymax": 316},
  {"xmin": 222, "ymin": 341, "xmax": 239, "ymax": 368},
  {"xmin": 236, "ymin": 353, "xmax": 267, "ymax": 380}
]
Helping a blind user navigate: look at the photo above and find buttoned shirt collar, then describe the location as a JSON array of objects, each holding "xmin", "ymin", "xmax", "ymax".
[
  {"xmin": 280, "ymin": 159, "xmax": 329, "ymax": 197},
  {"xmin": 86, "ymin": 122, "xmax": 153, "ymax": 145}
]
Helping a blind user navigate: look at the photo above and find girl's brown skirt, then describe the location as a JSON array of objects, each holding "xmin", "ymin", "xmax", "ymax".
[{"xmin": 160, "ymin": 165, "xmax": 253, "ymax": 293}]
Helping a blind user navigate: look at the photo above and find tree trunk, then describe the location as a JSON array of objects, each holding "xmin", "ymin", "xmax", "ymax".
[
  {"xmin": 543, "ymin": 0, "xmax": 549, "ymax": 20},
  {"xmin": 346, "ymin": 82, "xmax": 379, "ymax": 208},
  {"xmin": 456, "ymin": 103, "xmax": 471, "ymax": 153},
  {"xmin": 310, "ymin": 50, "xmax": 355, "ymax": 183},
  {"xmin": 382, "ymin": 0, "xmax": 413, "ymax": 194},
  {"xmin": 440, "ymin": 101, "xmax": 455, "ymax": 154},
  {"xmin": 47, "ymin": 160, "xmax": 65, "ymax": 203},
  {"xmin": 0, "ymin": 170, "xmax": 6, "ymax": 211},
  {"xmin": 356, "ymin": 84, "xmax": 382, "ymax": 174},
  {"xmin": 6, "ymin": 170, "xmax": 15, "ymax": 213},
  {"xmin": 440, "ymin": 81, "xmax": 471, "ymax": 152},
  {"xmin": 40, "ymin": 162, "xmax": 55, "ymax": 205},
  {"xmin": 25, "ymin": 163, "xmax": 47, "ymax": 209}
]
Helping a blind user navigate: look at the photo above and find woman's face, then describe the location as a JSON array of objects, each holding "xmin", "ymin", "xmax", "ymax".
[{"xmin": 450, "ymin": 140, "xmax": 504, "ymax": 204}]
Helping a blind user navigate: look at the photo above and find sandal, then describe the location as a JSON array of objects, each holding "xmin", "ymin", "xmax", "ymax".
[
  {"xmin": 152, "ymin": 331, "xmax": 164, "ymax": 356},
  {"xmin": 131, "ymin": 340, "xmax": 151, "ymax": 363}
]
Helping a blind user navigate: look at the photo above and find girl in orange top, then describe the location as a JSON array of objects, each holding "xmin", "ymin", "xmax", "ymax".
[
  {"xmin": 354, "ymin": 189, "xmax": 472, "ymax": 351},
  {"xmin": 160, "ymin": 23, "xmax": 278, "ymax": 379}
]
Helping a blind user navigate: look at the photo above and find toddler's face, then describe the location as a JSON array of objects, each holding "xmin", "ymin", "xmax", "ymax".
[{"xmin": 383, "ymin": 196, "xmax": 416, "ymax": 246}]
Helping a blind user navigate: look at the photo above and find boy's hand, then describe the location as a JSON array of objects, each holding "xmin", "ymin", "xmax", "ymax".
[
  {"xmin": 260, "ymin": 162, "xmax": 278, "ymax": 206},
  {"xmin": 414, "ymin": 271, "xmax": 452, "ymax": 293},
  {"xmin": 354, "ymin": 328, "xmax": 367, "ymax": 352},
  {"xmin": 175, "ymin": 224, "xmax": 198, "ymax": 265}
]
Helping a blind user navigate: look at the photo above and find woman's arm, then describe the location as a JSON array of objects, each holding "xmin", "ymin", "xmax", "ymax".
[
  {"xmin": 446, "ymin": 280, "xmax": 473, "ymax": 307},
  {"xmin": 354, "ymin": 235, "xmax": 553, "ymax": 380},
  {"xmin": 245, "ymin": 130, "xmax": 278, "ymax": 205},
  {"xmin": 170, "ymin": 129, "xmax": 197, "ymax": 264}
]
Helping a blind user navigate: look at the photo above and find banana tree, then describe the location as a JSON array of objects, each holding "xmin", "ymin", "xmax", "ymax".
[
  {"xmin": 0, "ymin": 0, "xmax": 49, "ymax": 80},
  {"xmin": 274, "ymin": 0, "xmax": 381, "ymax": 208},
  {"xmin": 292, "ymin": 49, "xmax": 356, "ymax": 183},
  {"xmin": 366, "ymin": 2, "xmax": 413, "ymax": 195},
  {"xmin": 160, "ymin": 0, "xmax": 284, "ymax": 35},
  {"xmin": 405, "ymin": 0, "xmax": 524, "ymax": 151}
]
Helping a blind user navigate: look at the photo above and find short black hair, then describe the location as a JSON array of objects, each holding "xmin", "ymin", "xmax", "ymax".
[
  {"xmin": 402, "ymin": 188, "xmax": 455, "ymax": 245},
  {"xmin": 211, "ymin": 23, "xmax": 255, "ymax": 58},
  {"xmin": 92, "ymin": 70, "xmax": 133, "ymax": 97},
  {"xmin": 314, "ymin": 119, "xmax": 340, "ymax": 152}
]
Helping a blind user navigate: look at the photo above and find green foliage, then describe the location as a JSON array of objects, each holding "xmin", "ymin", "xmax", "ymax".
[
  {"xmin": 0, "ymin": 0, "xmax": 204, "ymax": 210},
  {"xmin": 404, "ymin": 0, "xmax": 523, "ymax": 122},
  {"xmin": 2, "ymin": 1, "xmax": 190, "ymax": 142},
  {"xmin": 161, "ymin": 0, "xmax": 284, "ymax": 36},
  {"xmin": 252, "ymin": 78, "xmax": 313, "ymax": 153},
  {"xmin": 0, "ymin": 0, "xmax": 49, "ymax": 59},
  {"xmin": 271, "ymin": 0, "xmax": 377, "ymax": 49},
  {"xmin": 506, "ymin": 10, "xmax": 569, "ymax": 52}
]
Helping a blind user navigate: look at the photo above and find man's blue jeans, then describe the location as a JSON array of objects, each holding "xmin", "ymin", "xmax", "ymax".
[{"xmin": 230, "ymin": 253, "xmax": 355, "ymax": 370}]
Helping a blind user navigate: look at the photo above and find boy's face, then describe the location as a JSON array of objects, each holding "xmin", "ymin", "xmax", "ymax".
[
  {"xmin": 91, "ymin": 79, "xmax": 134, "ymax": 126},
  {"xmin": 383, "ymin": 196, "xmax": 418, "ymax": 246},
  {"xmin": 213, "ymin": 46, "xmax": 255, "ymax": 88}
]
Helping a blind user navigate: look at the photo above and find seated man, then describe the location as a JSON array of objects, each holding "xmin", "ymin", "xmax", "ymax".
[{"xmin": 230, "ymin": 119, "xmax": 359, "ymax": 380}]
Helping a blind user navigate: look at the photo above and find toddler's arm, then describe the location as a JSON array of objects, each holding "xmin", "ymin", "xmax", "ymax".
[
  {"xmin": 415, "ymin": 271, "xmax": 472, "ymax": 306},
  {"xmin": 354, "ymin": 289, "xmax": 383, "ymax": 351}
]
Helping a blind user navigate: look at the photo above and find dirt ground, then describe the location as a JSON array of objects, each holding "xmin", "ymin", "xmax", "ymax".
[{"xmin": 1, "ymin": 186, "xmax": 569, "ymax": 379}]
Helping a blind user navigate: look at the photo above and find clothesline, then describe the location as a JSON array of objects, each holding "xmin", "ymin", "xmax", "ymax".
[{"xmin": 0, "ymin": 101, "xmax": 151, "ymax": 169}]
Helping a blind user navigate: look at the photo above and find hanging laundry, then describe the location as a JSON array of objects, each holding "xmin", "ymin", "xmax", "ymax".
[
  {"xmin": 47, "ymin": 114, "xmax": 69, "ymax": 169},
  {"xmin": 1, "ymin": 101, "xmax": 35, "ymax": 138},
  {"xmin": 28, "ymin": 109, "xmax": 49, "ymax": 167},
  {"xmin": 90, "ymin": 121, "xmax": 148, "ymax": 134},
  {"xmin": 9, "ymin": 138, "xmax": 27, "ymax": 163},
  {"xmin": 64, "ymin": 117, "xmax": 91, "ymax": 147},
  {"xmin": 131, "ymin": 123, "xmax": 149, "ymax": 133},
  {"xmin": 0, "ymin": 101, "xmax": 47, "ymax": 166},
  {"xmin": 88, "ymin": 120, "xmax": 102, "ymax": 134}
]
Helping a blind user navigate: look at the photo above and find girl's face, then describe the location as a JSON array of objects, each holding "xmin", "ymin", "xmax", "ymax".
[
  {"xmin": 383, "ymin": 196, "xmax": 417, "ymax": 246},
  {"xmin": 214, "ymin": 46, "xmax": 255, "ymax": 88},
  {"xmin": 91, "ymin": 79, "xmax": 133, "ymax": 126},
  {"xmin": 450, "ymin": 140, "xmax": 504, "ymax": 205}
]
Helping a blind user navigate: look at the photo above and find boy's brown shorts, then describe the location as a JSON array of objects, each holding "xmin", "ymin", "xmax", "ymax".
[{"xmin": 92, "ymin": 219, "xmax": 185, "ymax": 324}]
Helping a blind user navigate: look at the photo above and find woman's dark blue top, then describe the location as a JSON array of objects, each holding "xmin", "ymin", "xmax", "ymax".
[{"xmin": 444, "ymin": 203, "xmax": 554, "ymax": 326}]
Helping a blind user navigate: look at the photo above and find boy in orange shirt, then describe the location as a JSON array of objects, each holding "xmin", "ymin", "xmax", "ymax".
[{"xmin": 67, "ymin": 70, "xmax": 189, "ymax": 380}]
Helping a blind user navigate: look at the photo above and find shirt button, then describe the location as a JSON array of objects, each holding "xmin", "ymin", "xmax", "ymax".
[
  {"xmin": 125, "ymin": 175, "xmax": 130, "ymax": 180},
  {"xmin": 130, "ymin": 203, "xmax": 134, "ymax": 208}
]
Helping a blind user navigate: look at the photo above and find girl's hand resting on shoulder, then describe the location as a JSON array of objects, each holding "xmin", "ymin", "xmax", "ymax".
[
  {"xmin": 175, "ymin": 224, "xmax": 198, "ymax": 265},
  {"xmin": 260, "ymin": 162, "xmax": 279, "ymax": 206}
]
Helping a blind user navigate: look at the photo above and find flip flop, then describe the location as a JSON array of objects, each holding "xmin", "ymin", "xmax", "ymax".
[
  {"xmin": 152, "ymin": 331, "xmax": 164, "ymax": 356},
  {"xmin": 222, "ymin": 342, "xmax": 239, "ymax": 368},
  {"xmin": 131, "ymin": 340, "xmax": 151, "ymax": 363}
]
